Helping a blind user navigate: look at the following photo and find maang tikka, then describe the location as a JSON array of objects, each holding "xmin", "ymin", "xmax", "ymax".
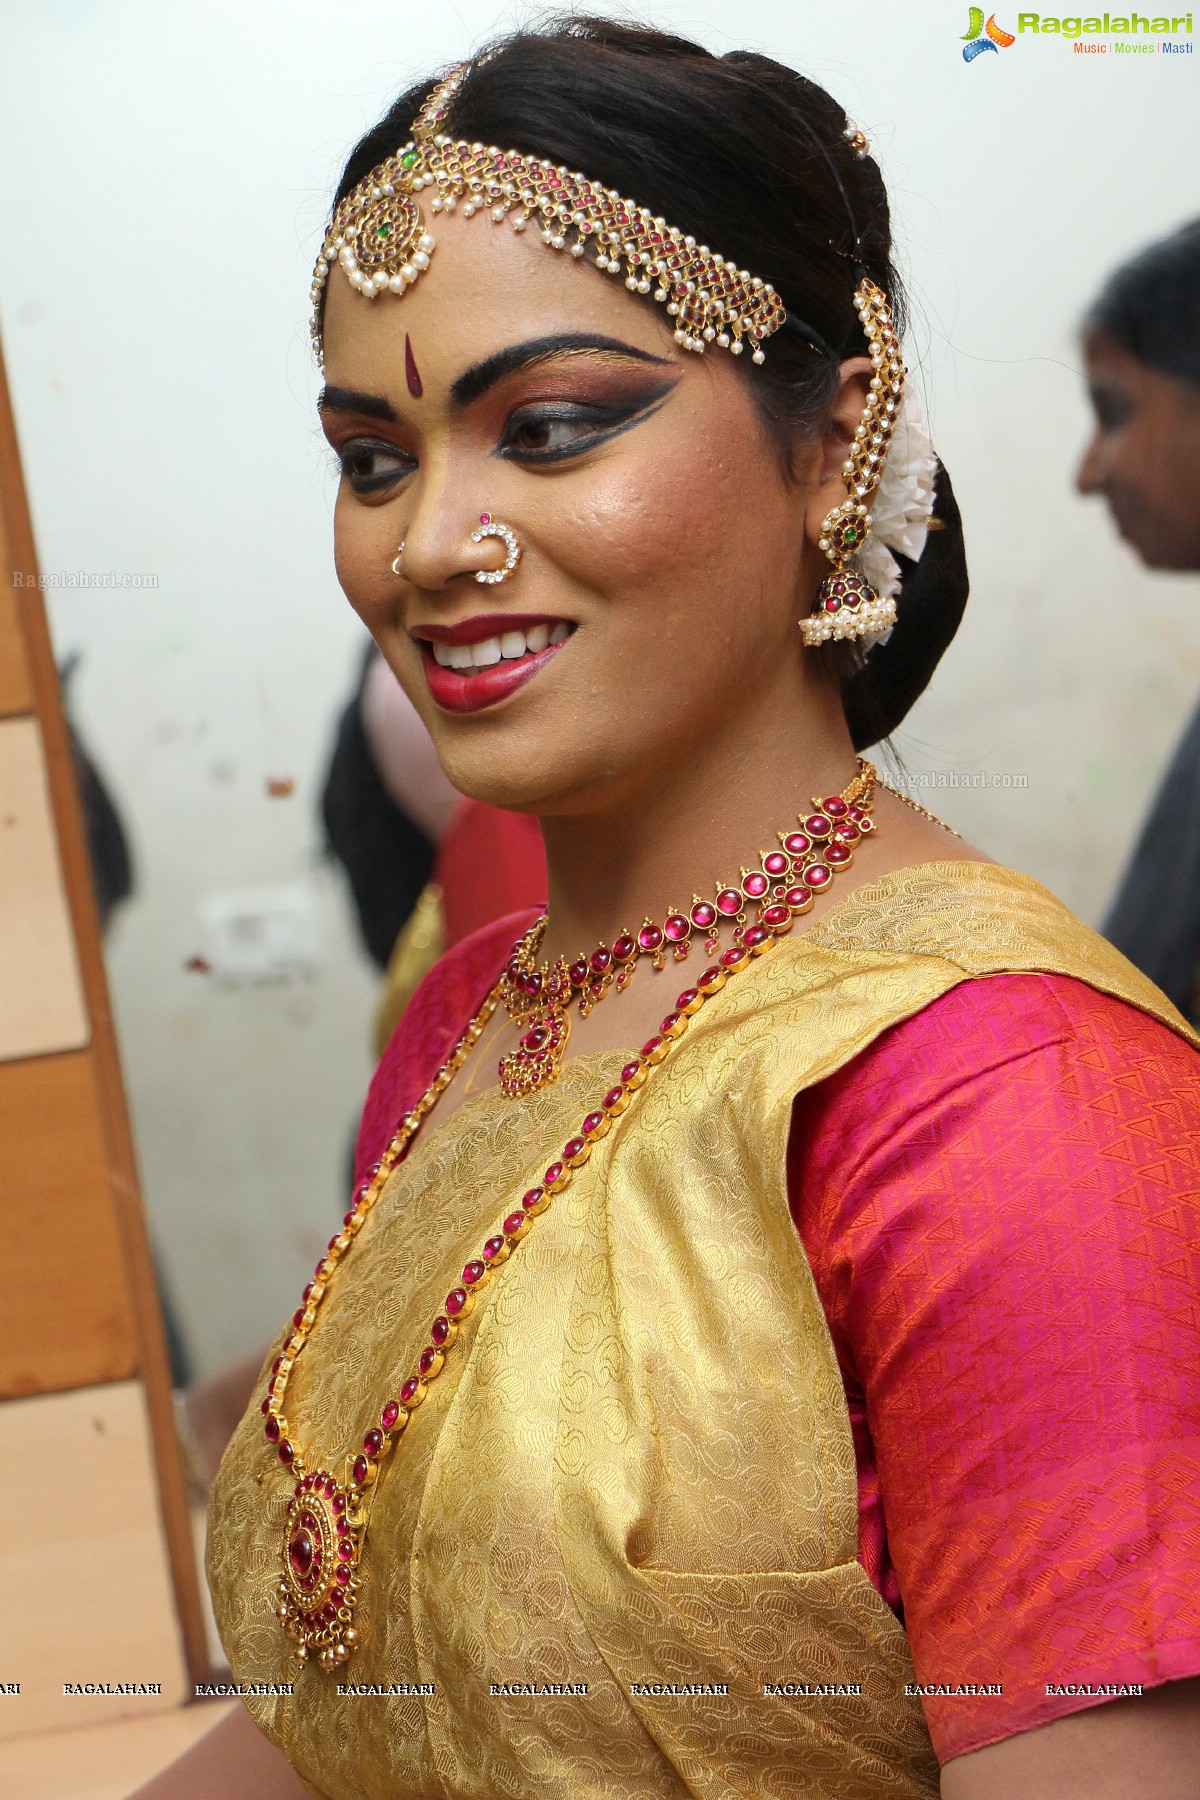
[
  {"xmin": 800, "ymin": 277, "xmax": 907, "ymax": 646},
  {"xmin": 309, "ymin": 62, "xmax": 787, "ymax": 365}
]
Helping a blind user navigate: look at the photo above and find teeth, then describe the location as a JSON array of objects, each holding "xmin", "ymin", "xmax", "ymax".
[
  {"xmin": 470, "ymin": 637, "xmax": 502, "ymax": 667},
  {"xmin": 427, "ymin": 621, "xmax": 573, "ymax": 672}
]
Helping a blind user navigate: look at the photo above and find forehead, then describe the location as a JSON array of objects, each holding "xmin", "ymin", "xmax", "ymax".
[{"xmin": 321, "ymin": 203, "xmax": 685, "ymax": 390}]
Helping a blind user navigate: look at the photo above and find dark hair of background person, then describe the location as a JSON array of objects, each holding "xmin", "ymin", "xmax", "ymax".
[
  {"xmin": 1086, "ymin": 215, "xmax": 1200, "ymax": 387},
  {"xmin": 59, "ymin": 653, "xmax": 134, "ymax": 933},
  {"xmin": 321, "ymin": 642, "xmax": 436, "ymax": 970},
  {"xmin": 320, "ymin": 15, "xmax": 969, "ymax": 752}
]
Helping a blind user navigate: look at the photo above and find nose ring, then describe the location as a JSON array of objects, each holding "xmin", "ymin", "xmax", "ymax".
[
  {"xmin": 471, "ymin": 513, "xmax": 522, "ymax": 585},
  {"xmin": 390, "ymin": 516, "xmax": 522, "ymax": 583}
]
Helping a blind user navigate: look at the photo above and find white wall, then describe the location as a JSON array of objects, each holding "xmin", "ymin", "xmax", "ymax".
[{"xmin": 2, "ymin": 0, "xmax": 1197, "ymax": 1373}]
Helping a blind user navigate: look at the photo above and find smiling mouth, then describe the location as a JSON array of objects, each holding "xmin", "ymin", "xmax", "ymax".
[
  {"xmin": 412, "ymin": 615, "xmax": 576, "ymax": 713},
  {"xmin": 425, "ymin": 619, "xmax": 572, "ymax": 671}
]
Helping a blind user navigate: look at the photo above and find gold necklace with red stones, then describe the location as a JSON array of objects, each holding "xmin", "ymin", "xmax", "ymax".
[
  {"xmin": 266, "ymin": 760, "xmax": 877, "ymax": 1671},
  {"xmin": 496, "ymin": 760, "xmax": 877, "ymax": 1098}
]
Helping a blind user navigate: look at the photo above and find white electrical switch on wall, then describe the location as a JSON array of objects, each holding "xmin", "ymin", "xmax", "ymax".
[{"xmin": 196, "ymin": 884, "xmax": 320, "ymax": 984}]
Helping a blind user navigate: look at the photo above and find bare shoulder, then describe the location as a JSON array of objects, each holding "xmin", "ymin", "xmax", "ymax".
[{"xmin": 870, "ymin": 781, "xmax": 993, "ymax": 867}]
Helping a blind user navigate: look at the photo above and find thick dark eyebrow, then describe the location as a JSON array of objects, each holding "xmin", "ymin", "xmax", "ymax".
[
  {"xmin": 450, "ymin": 333, "xmax": 673, "ymax": 409},
  {"xmin": 317, "ymin": 385, "xmax": 397, "ymax": 421}
]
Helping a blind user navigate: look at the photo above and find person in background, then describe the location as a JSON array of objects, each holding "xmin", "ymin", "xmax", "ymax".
[
  {"xmin": 324, "ymin": 641, "xmax": 546, "ymax": 1053},
  {"xmin": 61, "ymin": 650, "xmax": 135, "ymax": 934},
  {"xmin": 321, "ymin": 640, "xmax": 450, "ymax": 972},
  {"xmin": 1077, "ymin": 217, "xmax": 1200, "ymax": 1021}
]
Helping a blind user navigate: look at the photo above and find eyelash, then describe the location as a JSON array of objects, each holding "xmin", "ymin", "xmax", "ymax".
[{"xmin": 334, "ymin": 389, "xmax": 670, "ymax": 495}]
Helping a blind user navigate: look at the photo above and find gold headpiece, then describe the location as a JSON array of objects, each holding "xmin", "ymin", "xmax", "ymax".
[{"xmin": 310, "ymin": 62, "xmax": 787, "ymax": 366}]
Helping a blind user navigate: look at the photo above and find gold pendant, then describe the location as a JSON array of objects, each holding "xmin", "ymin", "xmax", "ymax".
[
  {"xmin": 498, "ymin": 1005, "xmax": 571, "ymax": 1099},
  {"xmin": 275, "ymin": 1469, "xmax": 365, "ymax": 1668}
]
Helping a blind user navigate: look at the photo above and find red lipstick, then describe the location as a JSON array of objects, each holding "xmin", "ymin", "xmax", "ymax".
[
  {"xmin": 417, "ymin": 639, "xmax": 568, "ymax": 714},
  {"xmin": 412, "ymin": 614, "xmax": 574, "ymax": 714}
]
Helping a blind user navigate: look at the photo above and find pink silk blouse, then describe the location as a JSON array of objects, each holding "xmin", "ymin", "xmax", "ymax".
[{"xmin": 354, "ymin": 912, "xmax": 1200, "ymax": 1763}]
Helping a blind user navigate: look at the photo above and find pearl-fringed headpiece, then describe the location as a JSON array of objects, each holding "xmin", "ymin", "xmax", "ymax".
[{"xmin": 310, "ymin": 61, "xmax": 787, "ymax": 366}]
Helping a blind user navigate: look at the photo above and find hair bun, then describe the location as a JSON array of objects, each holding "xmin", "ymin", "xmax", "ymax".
[{"xmin": 841, "ymin": 461, "xmax": 969, "ymax": 750}]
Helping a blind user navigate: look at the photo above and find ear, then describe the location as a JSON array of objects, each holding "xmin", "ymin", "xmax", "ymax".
[{"xmin": 801, "ymin": 357, "xmax": 874, "ymax": 548}]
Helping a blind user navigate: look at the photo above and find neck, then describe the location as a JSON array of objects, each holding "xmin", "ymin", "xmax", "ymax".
[{"xmin": 538, "ymin": 679, "xmax": 858, "ymax": 963}]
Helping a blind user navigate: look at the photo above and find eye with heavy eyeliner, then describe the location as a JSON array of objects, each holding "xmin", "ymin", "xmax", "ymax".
[
  {"xmin": 497, "ymin": 379, "xmax": 677, "ymax": 464},
  {"xmin": 325, "ymin": 372, "xmax": 678, "ymax": 494},
  {"xmin": 334, "ymin": 438, "xmax": 417, "ymax": 494}
]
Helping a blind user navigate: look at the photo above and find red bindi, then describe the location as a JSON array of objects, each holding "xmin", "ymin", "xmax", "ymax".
[{"xmin": 405, "ymin": 334, "xmax": 423, "ymax": 399}]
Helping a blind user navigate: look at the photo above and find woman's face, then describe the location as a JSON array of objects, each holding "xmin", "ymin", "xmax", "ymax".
[
  {"xmin": 1077, "ymin": 330, "xmax": 1200, "ymax": 571},
  {"xmin": 319, "ymin": 205, "xmax": 848, "ymax": 814}
]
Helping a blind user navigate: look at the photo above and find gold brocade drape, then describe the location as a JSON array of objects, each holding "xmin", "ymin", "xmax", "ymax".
[{"xmin": 207, "ymin": 863, "xmax": 1195, "ymax": 1799}]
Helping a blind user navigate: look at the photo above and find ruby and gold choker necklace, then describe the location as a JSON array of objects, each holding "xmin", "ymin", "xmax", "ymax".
[
  {"xmin": 497, "ymin": 761, "xmax": 877, "ymax": 1097},
  {"xmin": 266, "ymin": 761, "xmax": 877, "ymax": 1670}
]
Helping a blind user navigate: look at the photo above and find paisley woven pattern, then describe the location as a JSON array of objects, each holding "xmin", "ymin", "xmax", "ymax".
[{"xmin": 207, "ymin": 862, "xmax": 1196, "ymax": 1795}]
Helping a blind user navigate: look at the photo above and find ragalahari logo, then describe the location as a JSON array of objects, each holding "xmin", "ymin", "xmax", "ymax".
[{"xmin": 962, "ymin": 8, "xmax": 1018, "ymax": 56}]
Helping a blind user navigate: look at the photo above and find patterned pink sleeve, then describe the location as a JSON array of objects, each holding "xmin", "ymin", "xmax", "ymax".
[
  {"xmin": 790, "ymin": 972, "xmax": 1200, "ymax": 1764},
  {"xmin": 353, "ymin": 909, "xmax": 538, "ymax": 1190}
]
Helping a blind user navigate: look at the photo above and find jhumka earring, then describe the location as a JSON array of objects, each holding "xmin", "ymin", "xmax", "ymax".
[
  {"xmin": 471, "ymin": 513, "xmax": 522, "ymax": 586},
  {"xmin": 800, "ymin": 277, "xmax": 906, "ymax": 646}
]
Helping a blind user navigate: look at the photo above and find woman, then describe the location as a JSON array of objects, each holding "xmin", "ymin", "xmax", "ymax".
[
  {"xmin": 1075, "ymin": 218, "xmax": 1200, "ymax": 1024},
  {"xmin": 141, "ymin": 20, "xmax": 1200, "ymax": 1798}
]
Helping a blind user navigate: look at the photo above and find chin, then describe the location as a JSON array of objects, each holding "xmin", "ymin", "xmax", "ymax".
[
  {"xmin": 431, "ymin": 736, "xmax": 583, "ymax": 816},
  {"xmin": 1126, "ymin": 535, "xmax": 1199, "ymax": 573},
  {"xmin": 440, "ymin": 727, "xmax": 653, "ymax": 820},
  {"xmin": 1108, "ymin": 500, "xmax": 1198, "ymax": 572},
  {"xmin": 1144, "ymin": 544, "xmax": 1200, "ymax": 574}
]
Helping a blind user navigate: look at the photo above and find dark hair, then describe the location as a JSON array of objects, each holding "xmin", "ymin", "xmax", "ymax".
[
  {"xmin": 327, "ymin": 16, "xmax": 968, "ymax": 748},
  {"xmin": 321, "ymin": 643, "xmax": 435, "ymax": 970},
  {"xmin": 1087, "ymin": 216, "xmax": 1200, "ymax": 388}
]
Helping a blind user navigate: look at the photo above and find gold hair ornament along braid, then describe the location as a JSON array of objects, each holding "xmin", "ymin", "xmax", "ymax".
[
  {"xmin": 310, "ymin": 62, "xmax": 787, "ymax": 365},
  {"xmin": 799, "ymin": 277, "xmax": 907, "ymax": 646}
]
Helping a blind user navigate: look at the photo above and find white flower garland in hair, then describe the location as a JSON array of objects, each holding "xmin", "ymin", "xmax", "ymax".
[{"xmin": 851, "ymin": 388, "xmax": 938, "ymax": 647}]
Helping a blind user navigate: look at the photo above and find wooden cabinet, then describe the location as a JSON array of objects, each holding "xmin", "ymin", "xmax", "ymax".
[{"xmin": 0, "ymin": 334, "xmax": 211, "ymax": 1753}]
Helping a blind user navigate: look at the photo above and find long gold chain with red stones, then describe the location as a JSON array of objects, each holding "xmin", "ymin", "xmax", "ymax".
[{"xmin": 264, "ymin": 761, "xmax": 878, "ymax": 1670}]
